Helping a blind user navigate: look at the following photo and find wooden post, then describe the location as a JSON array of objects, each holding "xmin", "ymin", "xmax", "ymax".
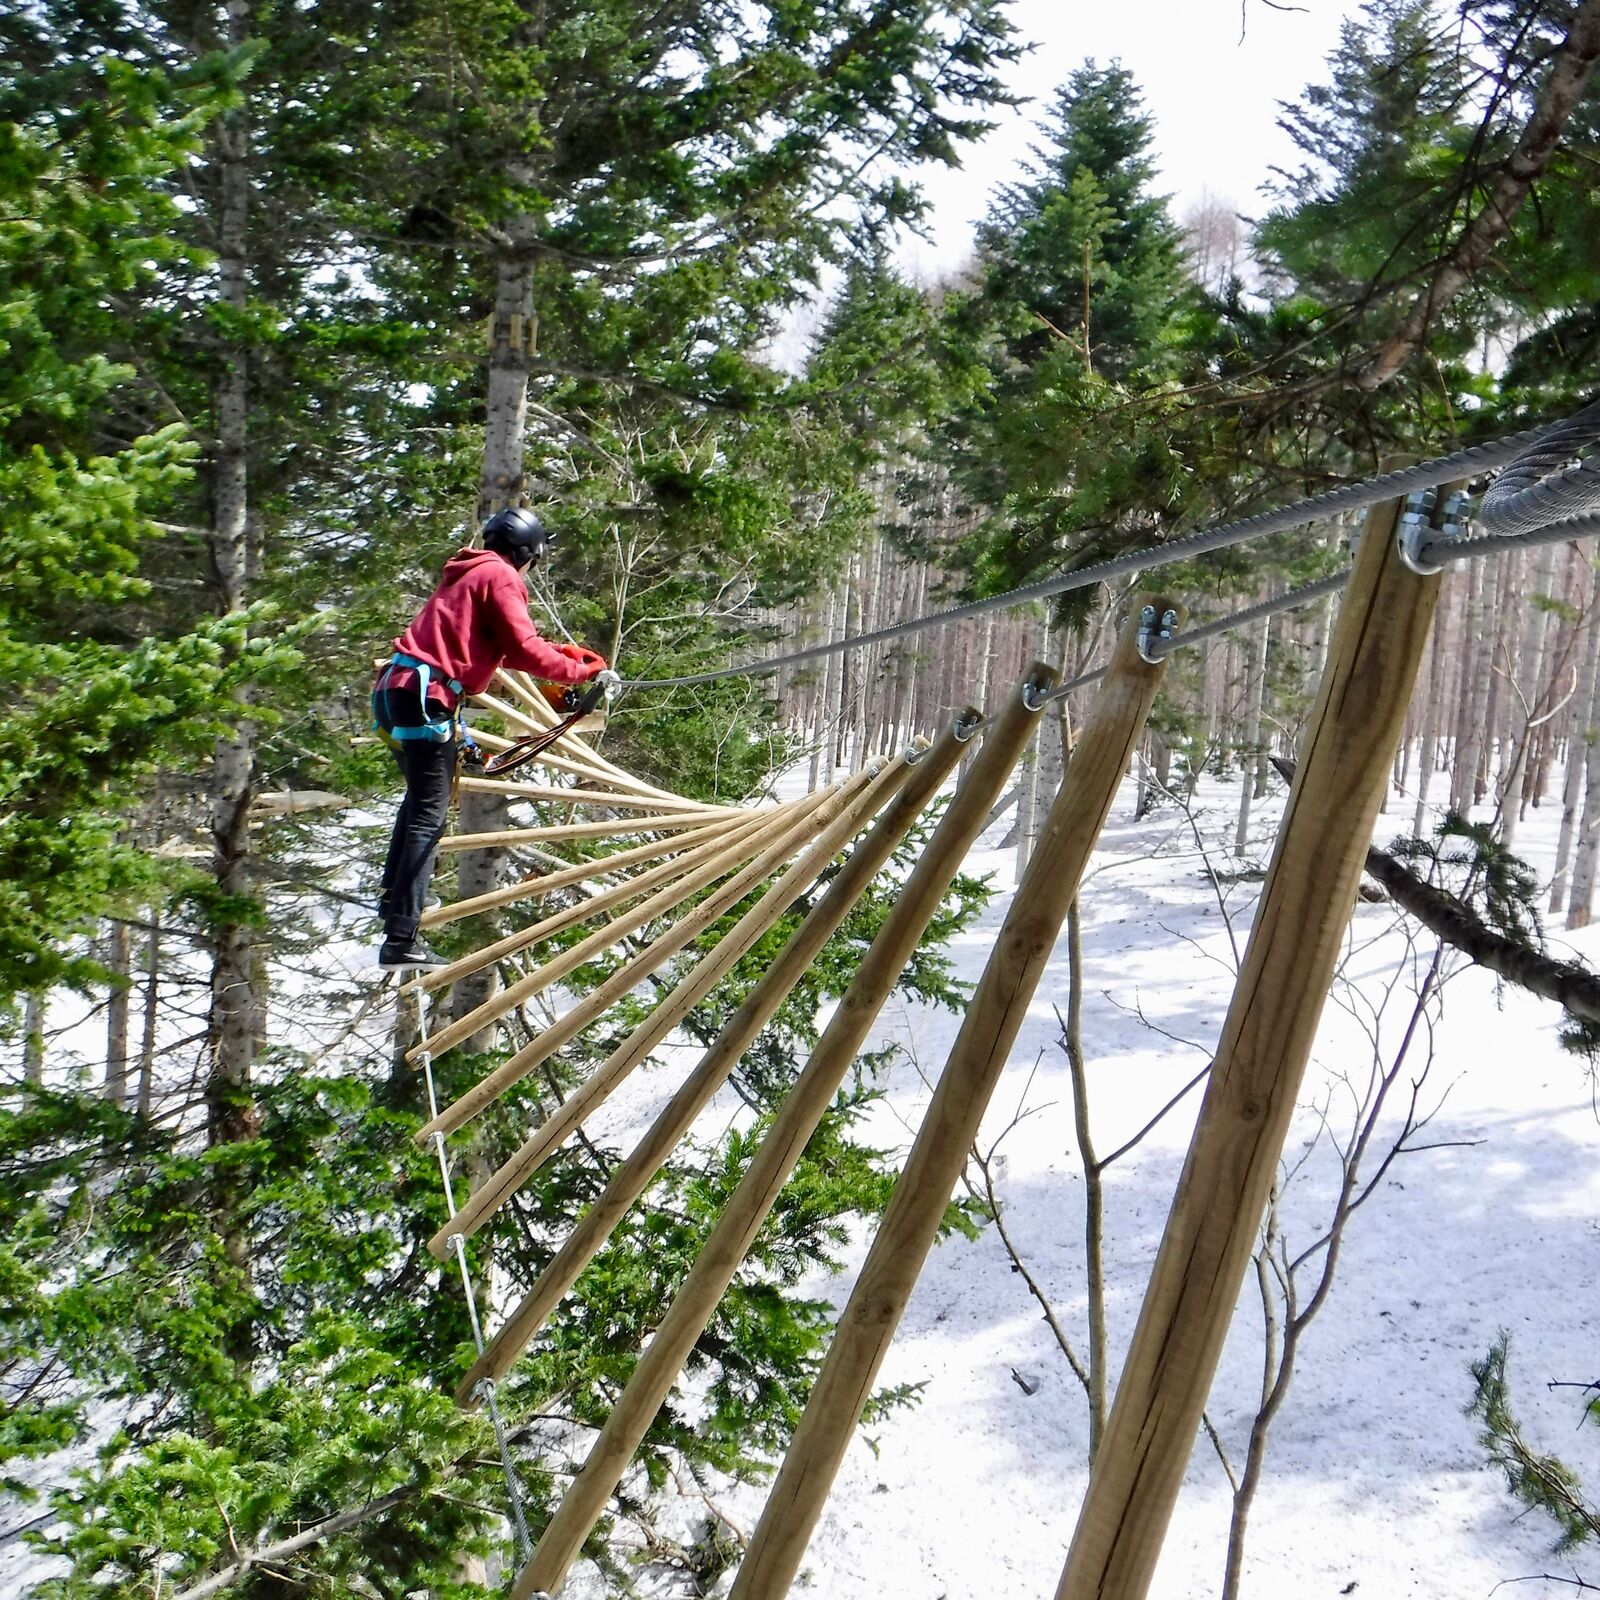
[
  {"xmin": 508, "ymin": 669, "xmax": 1054, "ymax": 1600},
  {"xmin": 456, "ymin": 718, "xmax": 975, "ymax": 1403},
  {"xmin": 1054, "ymin": 496, "xmax": 1441, "ymax": 1600},
  {"xmin": 727, "ymin": 602, "xmax": 1177, "ymax": 1600},
  {"xmin": 413, "ymin": 778, "xmax": 865, "ymax": 1137},
  {"xmin": 426, "ymin": 759, "xmax": 910, "ymax": 1257}
]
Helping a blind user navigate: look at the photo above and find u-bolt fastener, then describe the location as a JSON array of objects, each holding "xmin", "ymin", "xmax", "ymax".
[
  {"xmin": 954, "ymin": 710, "xmax": 984, "ymax": 741},
  {"xmin": 1397, "ymin": 486, "xmax": 1448, "ymax": 576},
  {"xmin": 1136, "ymin": 606, "xmax": 1179, "ymax": 664}
]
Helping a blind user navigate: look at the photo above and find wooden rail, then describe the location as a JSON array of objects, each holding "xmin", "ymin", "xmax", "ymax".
[
  {"xmin": 455, "ymin": 717, "xmax": 976, "ymax": 1404},
  {"xmin": 424, "ymin": 759, "xmax": 909, "ymax": 1256}
]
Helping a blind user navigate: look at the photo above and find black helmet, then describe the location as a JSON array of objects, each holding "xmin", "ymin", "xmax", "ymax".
[{"xmin": 481, "ymin": 507, "xmax": 555, "ymax": 566}]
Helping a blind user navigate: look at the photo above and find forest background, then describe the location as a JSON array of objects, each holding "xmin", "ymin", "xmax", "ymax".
[{"xmin": 4, "ymin": 0, "xmax": 1600, "ymax": 1596}]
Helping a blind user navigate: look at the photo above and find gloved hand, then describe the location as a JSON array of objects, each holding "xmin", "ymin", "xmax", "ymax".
[{"xmin": 558, "ymin": 642, "xmax": 608, "ymax": 677}]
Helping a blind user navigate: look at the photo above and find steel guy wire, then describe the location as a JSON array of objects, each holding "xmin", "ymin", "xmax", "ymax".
[
  {"xmin": 418, "ymin": 1048, "xmax": 535, "ymax": 1565},
  {"xmin": 620, "ymin": 402, "xmax": 1600, "ymax": 694}
]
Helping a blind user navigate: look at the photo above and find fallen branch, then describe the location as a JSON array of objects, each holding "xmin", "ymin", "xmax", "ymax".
[
  {"xmin": 1273, "ymin": 754, "xmax": 1600, "ymax": 1027},
  {"xmin": 168, "ymin": 1483, "xmax": 426, "ymax": 1600},
  {"xmin": 1361, "ymin": 844, "xmax": 1600, "ymax": 1026}
]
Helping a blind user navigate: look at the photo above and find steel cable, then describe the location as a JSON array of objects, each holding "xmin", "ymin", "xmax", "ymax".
[{"xmin": 620, "ymin": 406, "xmax": 1599, "ymax": 694}]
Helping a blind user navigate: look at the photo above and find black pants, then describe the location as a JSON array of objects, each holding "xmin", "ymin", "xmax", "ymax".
[{"xmin": 374, "ymin": 674, "xmax": 457, "ymax": 944}]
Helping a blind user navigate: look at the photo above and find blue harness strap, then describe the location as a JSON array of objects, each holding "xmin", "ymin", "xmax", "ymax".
[{"xmin": 375, "ymin": 653, "xmax": 465, "ymax": 744}]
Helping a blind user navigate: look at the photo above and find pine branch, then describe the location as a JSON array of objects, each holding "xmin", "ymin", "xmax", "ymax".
[{"xmin": 1345, "ymin": 0, "xmax": 1600, "ymax": 393}]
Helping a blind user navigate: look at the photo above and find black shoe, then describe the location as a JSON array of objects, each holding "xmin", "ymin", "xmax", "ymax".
[{"xmin": 377, "ymin": 938, "xmax": 447, "ymax": 973}]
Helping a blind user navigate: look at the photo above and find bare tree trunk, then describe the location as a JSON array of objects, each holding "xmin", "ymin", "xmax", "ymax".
[
  {"xmin": 809, "ymin": 584, "xmax": 840, "ymax": 792},
  {"xmin": 1500, "ymin": 545, "xmax": 1556, "ymax": 848},
  {"xmin": 106, "ymin": 921, "xmax": 132, "ymax": 1106},
  {"xmin": 1551, "ymin": 608, "xmax": 1600, "ymax": 913},
  {"xmin": 23, "ymin": 992, "xmax": 45, "ymax": 1086},
  {"xmin": 205, "ymin": 18, "xmax": 259, "ymax": 1365},
  {"xmin": 1234, "ymin": 611, "xmax": 1269, "ymax": 853},
  {"xmin": 834, "ymin": 552, "xmax": 860, "ymax": 773},
  {"xmin": 1476, "ymin": 561, "xmax": 1516, "ymax": 804},
  {"xmin": 1451, "ymin": 562, "xmax": 1486, "ymax": 813},
  {"xmin": 1062, "ymin": 896, "xmax": 1107, "ymax": 1457},
  {"xmin": 1565, "ymin": 634, "xmax": 1600, "ymax": 930},
  {"xmin": 1411, "ymin": 575, "xmax": 1451, "ymax": 835},
  {"xmin": 137, "ymin": 915, "xmax": 161, "ymax": 1117}
]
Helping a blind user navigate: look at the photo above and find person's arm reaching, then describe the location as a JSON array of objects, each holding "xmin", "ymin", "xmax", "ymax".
[{"xmin": 486, "ymin": 565, "xmax": 594, "ymax": 684}]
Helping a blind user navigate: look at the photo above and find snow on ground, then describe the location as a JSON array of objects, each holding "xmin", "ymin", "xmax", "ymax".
[
  {"xmin": 563, "ymin": 766, "xmax": 1600, "ymax": 1600},
  {"xmin": 11, "ymin": 766, "xmax": 1600, "ymax": 1600}
]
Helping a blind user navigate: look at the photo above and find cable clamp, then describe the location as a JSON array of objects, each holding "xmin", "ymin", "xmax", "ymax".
[
  {"xmin": 953, "ymin": 710, "xmax": 983, "ymax": 742},
  {"xmin": 1397, "ymin": 487, "xmax": 1450, "ymax": 575},
  {"xmin": 446, "ymin": 1232, "xmax": 465, "ymax": 1254},
  {"xmin": 1020, "ymin": 665, "xmax": 1059, "ymax": 712},
  {"xmin": 1136, "ymin": 605, "xmax": 1179, "ymax": 664},
  {"xmin": 903, "ymin": 734, "xmax": 933, "ymax": 766},
  {"xmin": 431, "ymin": 1131, "xmax": 447, "ymax": 1155},
  {"xmin": 473, "ymin": 1377, "xmax": 497, "ymax": 1404}
]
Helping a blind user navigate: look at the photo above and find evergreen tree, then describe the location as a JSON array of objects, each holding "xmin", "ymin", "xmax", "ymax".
[
  {"xmin": 934, "ymin": 61, "xmax": 1222, "ymax": 612},
  {"xmin": 0, "ymin": 49, "xmax": 296, "ymax": 1003}
]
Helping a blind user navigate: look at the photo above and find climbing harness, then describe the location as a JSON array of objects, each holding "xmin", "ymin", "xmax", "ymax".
[
  {"xmin": 374, "ymin": 653, "xmax": 465, "ymax": 747},
  {"xmin": 483, "ymin": 670, "xmax": 621, "ymax": 776}
]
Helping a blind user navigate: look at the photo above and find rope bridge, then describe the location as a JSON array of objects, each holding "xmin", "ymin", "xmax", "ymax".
[{"xmin": 398, "ymin": 400, "xmax": 1600, "ymax": 1600}]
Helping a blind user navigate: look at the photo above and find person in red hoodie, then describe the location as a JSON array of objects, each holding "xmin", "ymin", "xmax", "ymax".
[{"xmin": 372, "ymin": 507, "xmax": 605, "ymax": 971}]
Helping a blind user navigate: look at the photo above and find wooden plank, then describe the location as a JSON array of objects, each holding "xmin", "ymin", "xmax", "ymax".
[
  {"xmin": 728, "ymin": 602, "xmax": 1179, "ymax": 1600},
  {"xmin": 420, "ymin": 813, "xmax": 751, "ymax": 930},
  {"xmin": 406, "ymin": 806, "xmax": 798, "ymax": 1055},
  {"xmin": 409, "ymin": 814, "xmax": 770, "ymax": 996},
  {"xmin": 426, "ymin": 758, "xmax": 912, "ymax": 1258},
  {"xmin": 507, "ymin": 670, "xmax": 1055, "ymax": 1600},
  {"xmin": 1054, "ymin": 496, "xmax": 1440, "ymax": 1600},
  {"xmin": 456, "ymin": 776, "xmax": 724, "ymax": 811},
  {"xmin": 454, "ymin": 718, "xmax": 974, "ymax": 1404},
  {"xmin": 412, "ymin": 778, "xmax": 863, "ymax": 1136},
  {"xmin": 435, "ymin": 813, "xmax": 744, "ymax": 854}
]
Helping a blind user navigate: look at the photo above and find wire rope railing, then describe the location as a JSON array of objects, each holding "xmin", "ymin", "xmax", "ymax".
[{"xmin": 617, "ymin": 397, "xmax": 1600, "ymax": 694}]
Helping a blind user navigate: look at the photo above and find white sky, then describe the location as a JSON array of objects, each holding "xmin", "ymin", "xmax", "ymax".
[{"xmin": 895, "ymin": 0, "xmax": 1367, "ymax": 282}]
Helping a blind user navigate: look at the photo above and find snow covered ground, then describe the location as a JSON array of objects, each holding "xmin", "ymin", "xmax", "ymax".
[
  {"xmin": 10, "ymin": 764, "xmax": 1600, "ymax": 1600},
  {"xmin": 563, "ymin": 765, "xmax": 1600, "ymax": 1600}
]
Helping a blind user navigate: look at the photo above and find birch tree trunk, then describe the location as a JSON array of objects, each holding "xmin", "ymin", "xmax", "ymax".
[
  {"xmin": 1454, "ymin": 563, "xmax": 1492, "ymax": 813},
  {"xmin": 1234, "ymin": 611, "xmax": 1269, "ymax": 854},
  {"xmin": 1565, "ymin": 634, "xmax": 1600, "ymax": 930},
  {"xmin": 1499, "ymin": 545, "xmax": 1556, "ymax": 848},
  {"xmin": 1412, "ymin": 575, "xmax": 1451, "ymax": 835},
  {"xmin": 1551, "ymin": 608, "xmax": 1600, "ymax": 913}
]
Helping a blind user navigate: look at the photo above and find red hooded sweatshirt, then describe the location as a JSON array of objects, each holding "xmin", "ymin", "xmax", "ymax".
[{"xmin": 389, "ymin": 548, "xmax": 590, "ymax": 706}]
